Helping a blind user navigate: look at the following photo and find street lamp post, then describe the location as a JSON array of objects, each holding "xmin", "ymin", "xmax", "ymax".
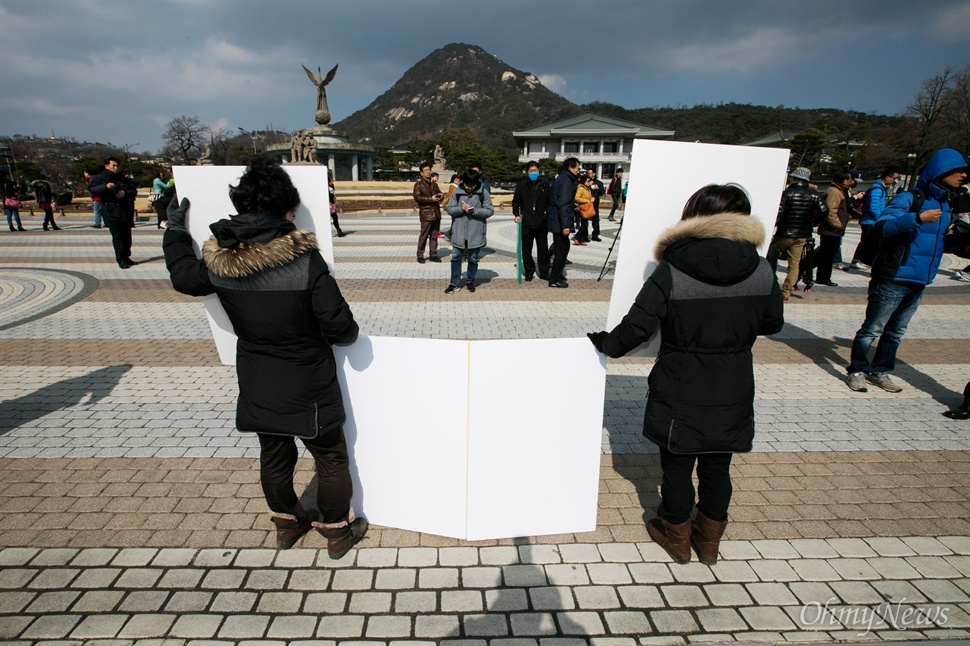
[{"xmin": 238, "ymin": 128, "xmax": 260, "ymax": 154}]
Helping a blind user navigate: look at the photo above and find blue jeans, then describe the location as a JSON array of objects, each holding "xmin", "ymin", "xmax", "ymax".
[
  {"xmin": 848, "ymin": 279, "xmax": 924, "ymax": 375},
  {"xmin": 93, "ymin": 201, "xmax": 103, "ymax": 227},
  {"xmin": 450, "ymin": 246, "xmax": 481, "ymax": 286},
  {"xmin": 5, "ymin": 208, "xmax": 22, "ymax": 229}
]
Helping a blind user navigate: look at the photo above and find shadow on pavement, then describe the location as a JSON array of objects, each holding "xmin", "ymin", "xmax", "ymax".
[{"xmin": 0, "ymin": 364, "xmax": 133, "ymax": 436}]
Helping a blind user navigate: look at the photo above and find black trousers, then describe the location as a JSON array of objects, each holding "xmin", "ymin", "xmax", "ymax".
[
  {"xmin": 549, "ymin": 232, "xmax": 571, "ymax": 283},
  {"xmin": 258, "ymin": 427, "xmax": 353, "ymax": 524},
  {"xmin": 814, "ymin": 235, "xmax": 842, "ymax": 283},
  {"xmin": 658, "ymin": 447, "xmax": 733, "ymax": 524},
  {"xmin": 851, "ymin": 224, "xmax": 873, "ymax": 263},
  {"xmin": 521, "ymin": 224, "xmax": 549, "ymax": 279},
  {"xmin": 105, "ymin": 218, "xmax": 132, "ymax": 264},
  {"xmin": 41, "ymin": 206, "xmax": 56, "ymax": 229},
  {"xmin": 590, "ymin": 213, "xmax": 600, "ymax": 239}
]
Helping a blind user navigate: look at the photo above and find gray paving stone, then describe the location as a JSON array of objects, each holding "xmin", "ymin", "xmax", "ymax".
[
  {"xmin": 70, "ymin": 567, "xmax": 122, "ymax": 588},
  {"xmin": 274, "ymin": 550, "xmax": 316, "ymax": 568},
  {"xmin": 266, "ymin": 616, "xmax": 318, "ymax": 639},
  {"xmin": 504, "ymin": 565, "xmax": 547, "ymax": 587},
  {"xmin": 649, "ymin": 610, "xmax": 699, "ymax": 634},
  {"xmin": 374, "ymin": 568, "xmax": 416, "ymax": 590},
  {"xmin": 702, "ymin": 583, "xmax": 752, "ymax": 607},
  {"xmin": 788, "ymin": 582, "xmax": 838, "ymax": 605},
  {"xmin": 357, "ymin": 548, "xmax": 398, "ymax": 568},
  {"xmin": 115, "ymin": 568, "xmax": 164, "ymax": 589},
  {"xmin": 519, "ymin": 545, "xmax": 562, "ymax": 565},
  {"xmin": 906, "ymin": 556, "xmax": 962, "ymax": 579},
  {"xmin": 545, "ymin": 564, "xmax": 590, "ymax": 586},
  {"xmin": 753, "ymin": 540, "xmax": 801, "ymax": 560},
  {"xmin": 69, "ymin": 615, "xmax": 128, "ymax": 639},
  {"xmin": 394, "ymin": 590, "xmax": 436, "ymax": 613},
  {"xmin": 709, "ymin": 561, "xmax": 758, "ymax": 583},
  {"xmin": 739, "ymin": 606, "xmax": 796, "ymax": 631},
  {"xmin": 912, "ymin": 578, "xmax": 970, "ymax": 602},
  {"xmin": 348, "ymin": 592, "xmax": 392, "ymax": 614},
  {"xmin": 72, "ymin": 590, "xmax": 125, "ymax": 612},
  {"xmin": 118, "ymin": 591, "xmax": 170, "ymax": 612},
  {"xmin": 558, "ymin": 544, "xmax": 602, "ymax": 563},
  {"xmin": 330, "ymin": 569, "xmax": 375, "ymax": 591},
  {"xmin": 586, "ymin": 563, "xmax": 632, "ymax": 585},
  {"xmin": 463, "ymin": 613, "xmax": 510, "ymax": 637},
  {"xmin": 670, "ymin": 563, "xmax": 716, "ymax": 583},
  {"xmin": 628, "ymin": 563, "xmax": 674, "ymax": 584},
  {"xmin": 745, "ymin": 582, "xmax": 800, "ymax": 606},
  {"xmin": 0, "ymin": 547, "xmax": 39, "ymax": 566},
  {"xmin": 419, "ymin": 567, "xmax": 459, "ymax": 589},
  {"xmin": 169, "ymin": 614, "xmax": 223, "ymax": 638},
  {"xmin": 0, "ymin": 615, "xmax": 32, "ymax": 640},
  {"xmin": 398, "ymin": 547, "xmax": 438, "ymax": 567},
  {"xmin": 195, "ymin": 549, "xmax": 237, "ymax": 568},
  {"xmin": 871, "ymin": 580, "xmax": 927, "ymax": 603},
  {"xmin": 715, "ymin": 541, "xmax": 760, "ymax": 561},
  {"xmin": 209, "ymin": 591, "xmax": 258, "ymax": 613},
  {"xmin": 863, "ymin": 537, "xmax": 917, "ymax": 557},
  {"xmin": 365, "ymin": 615, "xmax": 412, "ymax": 638},
  {"xmin": 118, "ymin": 615, "xmax": 177, "ymax": 639},
  {"xmin": 257, "ymin": 591, "xmax": 303, "ymax": 613},
  {"xmin": 29, "ymin": 548, "xmax": 79, "ymax": 566},
  {"xmin": 479, "ymin": 546, "xmax": 519, "ymax": 566},
  {"xmin": 151, "ymin": 549, "xmax": 198, "ymax": 567},
  {"xmin": 303, "ymin": 592, "xmax": 348, "ymax": 614},
  {"xmin": 232, "ymin": 549, "xmax": 276, "ymax": 568},
  {"xmin": 788, "ymin": 539, "xmax": 839, "ymax": 559},
  {"xmin": 439, "ymin": 547, "xmax": 479, "ymax": 566},
  {"xmin": 938, "ymin": 536, "xmax": 970, "ymax": 555},
  {"xmin": 26, "ymin": 568, "xmax": 80, "ymax": 589},
  {"xmin": 462, "ymin": 566, "xmax": 502, "ymax": 588},
  {"xmin": 555, "ymin": 612, "xmax": 605, "ymax": 636},
  {"xmin": 287, "ymin": 569, "xmax": 332, "ymax": 591},
  {"xmin": 789, "ymin": 559, "xmax": 841, "ymax": 582},
  {"xmin": 828, "ymin": 558, "xmax": 881, "ymax": 581},
  {"xmin": 603, "ymin": 611, "xmax": 652, "ymax": 635},
  {"xmin": 245, "ymin": 569, "xmax": 289, "ymax": 590},
  {"xmin": 112, "ymin": 548, "xmax": 159, "ymax": 567},
  {"xmin": 71, "ymin": 548, "xmax": 118, "ymax": 566},
  {"xmin": 164, "ymin": 591, "xmax": 213, "ymax": 612},
  {"xmin": 482, "ymin": 588, "xmax": 528, "ymax": 612},
  {"xmin": 530, "ymin": 586, "xmax": 576, "ymax": 611},
  {"xmin": 509, "ymin": 612, "xmax": 557, "ymax": 637},
  {"xmin": 442, "ymin": 590, "xmax": 484, "ymax": 612},
  {"xmin": 749, "ymin": 560, "xmax": 799, "ymax": 582},
  {"xmin": 414, "ymin": 614, "xmax": 460, "ymax": 638},
  {"xmin": 662, "ymin": 585, "xmax": 708, "ymax": 608},
  {"xmin": 901, "ymin": 536, "xmax": 952, "ymax": 556},
  {"xmin": 218, "ymin": 615, "xmax": 270, "ymax": 639},
  {"xmin": 696, "ymin": 608, "xmax": 748, "ymax": 632},
  {"xmin": 829, "ymin": 581, "xmax": 882, "ymax": 604},
  {"xmin": 598, "ymin": 544, "xmax": 642, "ymax": 563}
]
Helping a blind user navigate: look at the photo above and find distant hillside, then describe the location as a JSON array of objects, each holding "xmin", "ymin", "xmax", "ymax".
[
  {"xmin": 333, "ymin": 44, "xmax": 582, "ymax": 148},
  {"xmin": 579, "ymin": 101, "xmax": 907, "ymax": 145}
]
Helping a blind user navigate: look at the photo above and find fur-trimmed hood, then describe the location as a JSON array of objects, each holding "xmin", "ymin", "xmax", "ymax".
[
  {"xmin": 202, "ymin": 229, "xmax": 318, "ymax": 279},
  {"xmin": 654, "ymin": 213, "xmax": 766, "ymax": 286}
]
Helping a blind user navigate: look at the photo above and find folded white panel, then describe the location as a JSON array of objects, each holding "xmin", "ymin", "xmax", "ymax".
[
  {"xmin": 465, "ymin": 338, "xmax": 606, "ymax": 540},
  {"xmin": 336, "ymin": 336, "xmax": 469, "ymax": 539}
]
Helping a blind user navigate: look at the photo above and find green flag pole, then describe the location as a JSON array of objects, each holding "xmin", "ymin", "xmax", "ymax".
[{"xmin": 516, "ymin": 219, "xmax": 523, "ymax": 284}]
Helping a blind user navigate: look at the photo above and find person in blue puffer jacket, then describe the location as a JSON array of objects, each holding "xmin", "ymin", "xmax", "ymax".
[{"xmin": 846, "ymin": 148, "xmax": 968, "ymax": 393}]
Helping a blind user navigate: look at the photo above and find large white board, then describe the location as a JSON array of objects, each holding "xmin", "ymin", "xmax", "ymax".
[
  {"xmin": 337, "ymin": 336, "xmax": 605, "ymax": 540},
  {"xmin": 171, "ymin": 165, "xmax": 335, "ymax": 365},
  {"xmin": 606, "ymin": 140, "xmax": 790, "ymax": 355}
]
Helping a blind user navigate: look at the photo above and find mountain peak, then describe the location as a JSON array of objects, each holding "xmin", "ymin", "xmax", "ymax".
[{"xmin": 334, "ymin": 43, "xmax": 580, "ymax": 147}]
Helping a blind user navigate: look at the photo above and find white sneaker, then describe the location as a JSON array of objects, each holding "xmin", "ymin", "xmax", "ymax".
[{"xmin": 952, "ymin": 270, "xmax": 970, "ymax": 282}]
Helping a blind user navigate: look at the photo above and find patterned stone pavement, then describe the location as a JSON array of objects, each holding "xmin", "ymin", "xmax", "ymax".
[{"xmin": 0, "ymin": 212, "xmax": 969, "ymax": 644}]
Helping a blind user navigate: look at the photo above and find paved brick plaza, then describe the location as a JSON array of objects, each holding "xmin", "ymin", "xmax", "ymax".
[{"xmin": 0, "ymin": 211, "xmax": 968, "ymax": 644}]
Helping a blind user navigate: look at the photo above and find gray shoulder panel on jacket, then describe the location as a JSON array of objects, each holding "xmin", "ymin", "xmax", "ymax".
[
  {"xmin": 670, "ymin": 260, "xmax": 775, "ymax": 300},
  {"xmin": 209, "ymin": 253, "xmax": 311, "ymax": 291}
]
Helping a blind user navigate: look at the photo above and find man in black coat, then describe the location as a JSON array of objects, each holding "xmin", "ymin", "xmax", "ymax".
[
  {"xmin": 546, "ymin": 157, "xmax": 581, "ymax": 288},
  {"xmin": 769, "ymin": 167, "xmax": 829, "ymax": 301},
  {"xmin": 512, "ymin": 161, "xmax": 551, "ymax": 281},
  {"xmin": 88, "ymin": 157, "xmax": 138, "ymax": 268}
]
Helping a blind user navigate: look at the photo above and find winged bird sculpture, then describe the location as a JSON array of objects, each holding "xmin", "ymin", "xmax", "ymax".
[{"xmin": 302, "ymin": 63, "xmax": 339, "ymax": 126}]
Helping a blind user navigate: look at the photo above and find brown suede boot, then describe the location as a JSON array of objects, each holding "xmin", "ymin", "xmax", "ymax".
[
  {"xmin": 691, "ymin": 511, "xmax": 728, "ymax": 565},
  {"xmin": 315, "ymin": 510, "xmax": 368, "ymax": 560},
  {"xmin": 646, "ymin": 517, "xmax": 692, "ymax": 564},
  {"xmin": 270, "ymin": 502, "xmax": 314, "ymax": 550}
]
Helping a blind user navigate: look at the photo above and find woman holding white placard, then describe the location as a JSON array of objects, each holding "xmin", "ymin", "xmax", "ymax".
[{"xmin": 588, "ymin": 184, "xmax": 784, "ymax": 565}]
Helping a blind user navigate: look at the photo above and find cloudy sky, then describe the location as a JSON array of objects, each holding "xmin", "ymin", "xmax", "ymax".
[{"xmin": 0, "ymin": 0, "xmax": 966, "ymax": 153}]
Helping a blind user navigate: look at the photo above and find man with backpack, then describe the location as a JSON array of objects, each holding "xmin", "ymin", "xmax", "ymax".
[
  {"xmin": 846, "ymin": 148, "xmax": 968, "ymax": 393},
  {"xmin": 850, "ymin": 166, "xmax": 900, "ymax": 268}
]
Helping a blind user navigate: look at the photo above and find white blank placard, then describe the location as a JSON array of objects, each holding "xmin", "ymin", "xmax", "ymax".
[
  {"xmin": 465, "ymin": 339, "xmax": 606, "ymax": 540},
  {"xmin": 171, "ymin": 165, "xmax": 335, "ymax": 365},
  {"xmin": 336, "ymin": 336, "xmax": 470, "ymax": 539},
  {"xmin": 606, "ymin": 140, "xmax": 790, "ymax": 355}
]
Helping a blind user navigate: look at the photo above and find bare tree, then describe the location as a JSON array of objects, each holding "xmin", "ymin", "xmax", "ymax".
[
  {"xmin": 162, "ymin": 115, "xmax": 207, "ymax": 163},
  {"xmin": 905, "ymin": 66, "xmax": 956, "ymax": 181}
]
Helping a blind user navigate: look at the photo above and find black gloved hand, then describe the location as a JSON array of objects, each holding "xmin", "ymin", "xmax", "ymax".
[
  {"xmin": 587, "ymin": 331, "xmax": 608, "ymax": 354},
  {"xmin": 166, "ymin": 197, "xmax": 190, "ymax": 232}
]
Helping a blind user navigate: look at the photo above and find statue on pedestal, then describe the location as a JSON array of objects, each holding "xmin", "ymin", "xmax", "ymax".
[
  {"xmin": 302, "ymin": 62, "xmax": 339, "ymax": 126},
  {"xmin": 289, "ymin": 133, "xmax": 303, "ymax": 163},
  {"xmin": 302, "ymin": 131, "xmax": 318, "ymax": 163},
  {"xmin": 196, "ymin": 144, "xmax": 213, "ymax": 166}
]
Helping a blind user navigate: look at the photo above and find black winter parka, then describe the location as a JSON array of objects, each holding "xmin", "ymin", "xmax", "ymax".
[
  {"xmin": 164, "ymin": 216, "xmax": 358, "ymax": 439},
  {"xmin": 774, "ymin": 181, "xmax": 828, "ymax": 239},
  {"xmin": 511, "ymin": 178, "xmax": 550, "ymax": 228},
  {"xmin": 600, "ymin": 214, "xmax": 784, "ymax": 454}
]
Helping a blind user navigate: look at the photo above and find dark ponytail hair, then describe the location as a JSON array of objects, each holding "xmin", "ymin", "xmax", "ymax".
[
  {"xmin": 229, "ymin": 155, "xmax": 300, "ymax": 218},
  {"xmin": 681, "ymin": 184, "xmax": 751, "ymax": 220}
]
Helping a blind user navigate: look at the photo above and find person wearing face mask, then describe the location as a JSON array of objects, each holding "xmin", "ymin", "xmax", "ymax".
[{"xmin": 512, "ymin": 162, "xmax": 551, "ymax": 282}]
